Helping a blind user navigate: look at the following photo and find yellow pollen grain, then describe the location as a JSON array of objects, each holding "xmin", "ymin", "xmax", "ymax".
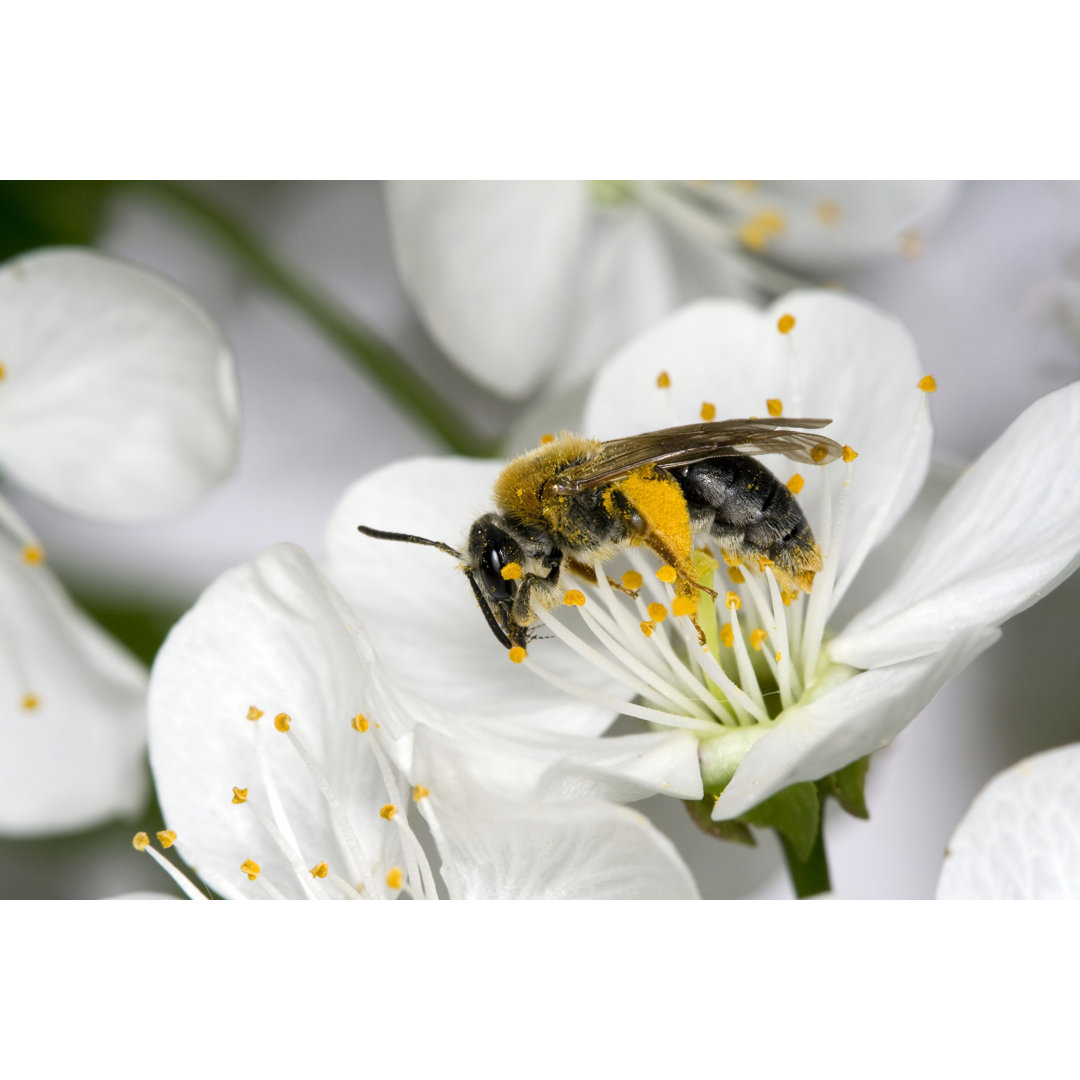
[
  {"xmin": 647, "ymin": 602, "xmax": 668, "ymax": 623},
  {"xmin": 727, "ymin": 567, "xmax": 745, "ymax": 584},
  {"xmin": 672, "ymin": 596, "xmax": 698, "ymax": 617},
  {"xmin": 132, "ymin": 832, "xmax": 150, "ymax": 852},
  {"xmin": 246, "ymin": 706, "xmax": 263, "ymax": 721},
  {"xmin": 310, "ymin": 861, "xmax": 329, "ymax": 879},
  {"xmin": 20, "ymin": 693, "xmax": 40, "ymax": 711},
  {"xmin": 810, "ymin": 445, "xmax": 828, "ymax": 464},
  {"xmin": 842, "ymin": 444, "xmax": 858, "ymax": 463},
  {"xmin": 157, "ymin": 830, "xmax": 177, "ymax": 849},
  {"xmin": 640, "ymin": 620, "xmax": 655, "ymax": 637},
  {"xmin": 656, "ymin": 371, "xmax": 671, "ymax": 389},
  {"xmin": 899, "ymin": 229, "xmax": 925, "ymax": 258},
  {"xmin": 775, "ymin": 651, "xmax": 782, "ymax": 662},
  {"xmin": 700, "ymin": 402, "xmax": 716, "ymax": 421},
  {"xmin": 777, "ymin": 313, "xmax": 796, "ymax": 334},
  {"xmin": 241, "ymin": 859, "xmax": 261, "ymax": 881},
  {"xmin": 725, "ymin": 591, "xmax": 742, "ymax": 610},
  {"xmin": 918, "ymin": 374, "xmax": 937, "ymax": 393},
  {"xmin": 500, "ymin": 561, "xmax": 522, "ymax": 581},
  {"xmin": 351, "ymin": 712, "xmax": 369, "ymax": 733},
  {"xmin": 21, "ymin": 544, "xmax": 45, "ymax": 565},
  {"xmin": 540, "ymin": 433, "xmax": 555, "ymax": 445},
  {"xmin": 563, "ymin": 589, "xmax": 586, "ymax": 607},
  {"xmin": 380, "ymin": 804, "xmax": 397, "ymax": 821},
  {"xmin": 386, "ymin": 867, "xmax": 404, "ymax": 891},
  {"xmin": 757, "ymin": 556, "xmax": 774, "ymax": 572},
  {"xmin": 720, "ymin": 624, "xmax": 734, "ymax": 648},
  {"xmin": 273, "ymin": 712, "xmax": 291, "ymax": 732},
  {"xmin": 722, "ymin": 552, "xmax": 740, "ymax": 567},
  {"xmin": 232, "ymin": 786, "xmax": 248, "ymax": 804},
  {"xmin": 749, "ymin": 628, "xmax": 768, "ymax": 652},
  {"xmin": 766, "ymin": 398, "xmax": 783, "ymax": 417},
  {"xmin": 413, "ymin": 785, "xmax": 430, "ymax": 802},
  {"xmin": 816, "ymin": 200, "xmax": 841, "ymax": 225},
  {"xmin": 656, "ymin": 565, "xmax": 677, "ymax": 584},
  {"xmin": 508, "ymin": 646, "xmax": 527, "ymax": 664},
  {"xmin": 621, "ymin": 570, "xmax": 643, "ymax": 590}
]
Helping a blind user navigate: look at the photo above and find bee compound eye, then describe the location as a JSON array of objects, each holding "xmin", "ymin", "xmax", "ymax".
[{"xmin": 479, "ymin": 545, "xmax": 515, "ymax": 601}]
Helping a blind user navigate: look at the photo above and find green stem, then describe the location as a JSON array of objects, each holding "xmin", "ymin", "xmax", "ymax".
[
  {"xmin": 779, "ymin": 820, "xmax": 832, "ymax": 899},
  {"xmin": 126, "ymin": 181, "xmax": 496, "ymax": 458}
]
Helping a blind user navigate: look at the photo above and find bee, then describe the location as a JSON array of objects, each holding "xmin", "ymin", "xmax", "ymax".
[{"xmin": 358, "ymin": 418, "xmax": 843, "ymax": 652}]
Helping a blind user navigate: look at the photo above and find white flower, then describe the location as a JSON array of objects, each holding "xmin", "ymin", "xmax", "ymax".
[
  {"xmin": 138, "ymin": 544, "xmax": 699, "ymax": 899},
  {"xmin": 937, "ymin": 744, "xmax": 1080, "ymax": 899},
  {"xmin": 335, "ymin": 292, "xmax": 1080, "ymax": 828},
  {"xmin": 0, "ymin": 247, "xmax": 239, "ymax": 834},
  {"xmin": 385, "ymin": 180, "xmax": 958, "ymax": 399}
]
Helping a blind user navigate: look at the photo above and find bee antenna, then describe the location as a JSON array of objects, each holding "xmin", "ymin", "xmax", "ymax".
[{"xmin": 357, "ymin": 525, "xmax": 463, "ymax": 560}]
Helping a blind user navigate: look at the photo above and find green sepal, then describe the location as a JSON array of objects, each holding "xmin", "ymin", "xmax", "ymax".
[
  {"xmin": 683, "ymin": 795, "xmax": 756, "ymax": 847},
  {"xmin": 738, "ymin": 781, "xmax": 820, "ymax": 864},
  {"xmin": 816, "ymin": 755, "xmax": 871, "ymax": 820}
]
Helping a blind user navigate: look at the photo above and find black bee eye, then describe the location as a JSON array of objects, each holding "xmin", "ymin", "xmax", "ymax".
[{"xmin": 479, "ymin": 545, "xmax": 515, "ymax": 600}]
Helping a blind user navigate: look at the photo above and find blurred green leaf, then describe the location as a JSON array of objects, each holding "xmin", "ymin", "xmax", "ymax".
[
  {"xmin": 0, "ymin": 181, "xmax": 115, "ymax": 263},
  {"xmin": 69, "ymin": 590, "xmax": 182, "ymax": 668}
]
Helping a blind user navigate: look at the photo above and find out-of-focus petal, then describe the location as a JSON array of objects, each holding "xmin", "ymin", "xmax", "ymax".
[{"xmin": 0, "ymin": 247, "xmax": 238, "ymax": 520}]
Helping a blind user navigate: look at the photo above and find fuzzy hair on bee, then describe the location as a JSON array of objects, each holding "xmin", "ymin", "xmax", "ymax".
[{"xmin": 358, "ymin": 417, "xmax": 843, "ymax": 653}]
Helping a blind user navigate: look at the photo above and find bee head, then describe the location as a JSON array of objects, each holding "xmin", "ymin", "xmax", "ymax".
[{"xmin": 464, "ymin": 514, "xmax": 526, "ymax": 650}]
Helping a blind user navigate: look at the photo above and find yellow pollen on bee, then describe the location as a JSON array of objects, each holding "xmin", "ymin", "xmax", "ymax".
[
  {"xmin": 20, "ymin": 693, "xmax": 40, "ymax": 711},
  {"xmin": 757, "ymin": 556, "xmax": 774, "ymax": 572},
  {"xmin": 157, "ymin": 830, "xmax": 177, "ymax": 849},
  {"xmin": 232, "ymin": 786, "xmax": 248, "ymax": 804},
  {"xmin": 246, "ymin": 706, "xmax": 263, "ymax": 721},
  {"xmin": 766, "ymin": 398, "xmax": 783, "ymax": 417},
  {"xmin": 640, "ymin": 621, "xmax": 655, "ymax": 637},
  {"xmin": 413, "ymin": 785, "xmax": 430, "ymax": 802},
  {"xmin": 700, "ymin": 402, "xmax": 716, "ymax": 421},
  {"xmin": 899, "ymin": 229, "xmax": 925, "ymax": 258},
  {"xmin": 273, "ymin": 712, "xmax": 291, "ymax": 732},
  {"xmin": 656, "ymin": 371, "xmax": 671, "ymax": 389},
  {"xmin": 725, "ymin": 591, "xmax": 742, "ymax": 611},
  {"xmin": 647, "ymin": 602, "xmax": 668, "ymax": 623},
  {"xmin": 816, "ymin": 200, "xmax": 841, "ymax": 225},
  {"xmin": 777, "ymin": 313, "xmax": 796, "ymax": 334},
  {"xmin": 621, "ymin": 570, "xmax": 643, "ymax": 590},
  {"xmin": 672, "ymin": 596, "xmax": 698, "ymax": 617},
  {"xmin": 380, "ymin": 804, "xmax": 397, "ymax": 821},
  {"xmin": 842, "ymin": 445, "xmax": 859, "ymax": 463},
  {"xmin": 656, "ymin": 565, "xmax": 677, "ymax": 584},
  {"xmin": 539, "ymin": 433, "xmax": 555, "ymax": 445},
  {"xmin": 563, "ymin": 589, "xmax": 586, "ymax": 607},
  {"xmin": 500, "ymin": 561, "xmax": 522, "ymax": 580},
  {"xmin": 310, "ymin": 861, "xmax": 329, "ymax": 879},
  {"xmin": 508, "ymin": 646, "xmax": 527, "ymax": 664},
  {"xmin": 241, "ymin": 859, "xmax": 261, "ymax": 881},
  {"xmin": 132, "ymin": 832, "xmax": 150, "ymax": 852},
  {"xmin": 918, "ymin": 374, "xmax": 937, "ymax": 393},
  {"xmin": 21, "ymin": 544, "xmax": 45, "ymax": 565},
  {"xmin": 727, "ymin": 567, "xmax": 745, "ymax": 584},
  {"xmin": 721, "ymin": 552, "xmax": 740, "ymax": 567},
  {"xmin": 386, "ymin": 867, "xmax": 404, "ymax": 890},
  {"xmin": 749, "ymin": 628, "xmax": 768, "ymax": 651},
  {"xmin": 351, "ymin": 712, "xmax": 369, "ymax": 733},
  {"xmin": 720, "ymin": 625, "xmax": 735, "ymax": 648},
  {"xmin": 810, "ymin": 445, "xmax": 828, "ymax": 464}
]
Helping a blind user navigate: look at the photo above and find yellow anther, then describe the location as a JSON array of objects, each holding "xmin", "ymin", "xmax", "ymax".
[
  {"xmin": 700, "ymin": 402, "xmax": 716, "ymax": 421},
  {"xmin": 273, "ymin": 712, "xmax": 291, "ymax": 732},
  {"xmin": 232, "ymin": 786, "xmax": 248, "ymax": 804},
  {"xmin": 727, "ymin": 567, "xmax": 745, "ymax": 584},
  {"xmin": 412, "ymin": 785, "xmax": 429, "ymax": 802},
  {"xmin": 721, "ymin": 552, "xmax": 740, "ymax": 567},
  {"xmin": 842, "ymin": 444, "xmax": 858, "ymax": 463},
  {"xmin": 132, "ymin": 832, "xmax": 150, "ymax": 852},
  {"xmin": 816, "ymin": 200, "xmax": 840, "ymax": 225},
  {"xmin": 621, "ymin": 570, "xmax": 643, "ymax": 590},
  {"xmin": 757, "ymin": 556, "xmax": 774, "ymax": 572},
  {"xmin": 21, "ymin": 544, "xmax": 44, "ymax": 565},
  {"xmin": 380, "ymin": 804, "xmax": 397, "ymax": 821},
  {"xmin": 656, "ymin": 371, "xmax": 671, "ymax": 389},
  {"xmin": 720, "ymin": 624, "xmax": 735, "ymax": 648},
  {"xmin": 777, "ymin": 313, "xmax": 796, "ymax": 335},
  {"xmin": 20, "ymin": 693, "xmax": 40, "ymax": 711},
  {"xmin": 500, "ymin": 561, "xmax": 522, "ymax": 581},
  {"xmin": 810, "ymin": 445, "xmax": 828, "ymax": 464},
  {"xmin": 508, "ymin": 646, "xmax": 527, "ymax": 664},
  {"xmin": 639, "ymin": 621, "xmax": 655, "ymax": 637},
  {"xmin": 351, "ymin": 712, "xmax": 369, "ymax": 733},
  {"xmin": 738, "ymin": 219, "xmax": 770, "ymax": 252},
  {"xmin": 749, "ymin": 628, "xmax": 768, "ymax": 651},
  {"xmin": 733, "ymin": 180, "xmax": 759, "ymax": 195},
  {"xmin": 246, "ymin": 706, "xmax": 263, "ymax": 721},
  {"xmin": 241, "ymin": 859, "xmax": 261, "ymax": 881},
  {"xmin": 725, "ymin": 591, "xmax": 742, "ymax": 610},
  {"xmin": 0, "ymin": 362, "xmax": 5, "ymax": 380},
  {"xmin": 647, "ymin": 602, "xmax": 668, "ymax": 623},
  {"xmin": 918, "ymin": 374, "xmax": 937, "ymax": 393},
  {"xmin": 775, "ymin": 651, "xmax": 782, "ymax": 663},
  {"xmin": 672, "ymin": 596, "xmax": 698, "ymax": 617},
  {"xmin": 766, "ymin": 398, "xmax": 783, "ymax": 417},
  {"xmin": 386, "ymin": 867, "xmax": 404, "ymax": 891},
  {"xmin": 656, "ymin": 565, "xmax": 677, "ymax": 584},
  {"xmin": 563, "ymin": 589, "xmax": 586, "ymax": 607},
  {"xmin": 157, "ymin": 830, "xmax": 177, "ymax": 849},
  {"xmin": 781, "ymin": 588, "xmax": 798, "ymax": 606},
  {"xmin": 899, "ymin": 229, "xmax": 925, "ymax": 258},
  {"xmin": 310, "ymin": 861, "xmax": 329, "ymax": 879},
  {"xmin": 540, "ymin": 433, "xmax": 555, "ymax": 445},
  {"xmin": 757, "ymin": 208, "xmax": 786, "ymax": 233},
  {"xmin": 786, "ymin": 473, "xmax": 805, "ymax": 494}
]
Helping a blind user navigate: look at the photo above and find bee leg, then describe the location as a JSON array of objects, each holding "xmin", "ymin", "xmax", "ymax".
[
  {"xmin": 566, "ymin": 558, "xmax": 639, "ymax": 598},
  {"xmin": 688, "ymin": 613, "xmax": 707, "ymax": 647},
  {"xmin": 509, "ymin": 557, "xmax": 563, "ymax": 628}
]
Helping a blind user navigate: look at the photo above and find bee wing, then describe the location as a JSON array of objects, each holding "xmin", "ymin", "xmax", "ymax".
[{"xmin": 554, "ymin": 418, "xmax": 842, "ymax": 493}]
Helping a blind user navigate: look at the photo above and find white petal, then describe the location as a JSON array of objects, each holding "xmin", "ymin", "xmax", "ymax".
[
  {"xmin": 324, "ymin": 457, "xmax": 624, "ymax": 736},
  {"xmin": 412, "ymin": 726, "xmax": 699, "ymax": 899},
  {"xmin": 0, "ymin": 248, "xmax": 238, "ymax": 520},
  {"xmin": 385, "ymin": 182, "xmax": 588, "ymax": 398},
  {"xmin": 584, "ymin": 293, "xmax": 931, "ymax": 582},
  {"xmin": 937, "ymin": 744, "xmax": 1080, "ymax": 899},
  {"xmin": 148, "ymin": 544, "xmax": 404, "ymax": 900},
  {"xmin": 832, "ymin": 382, "xmax": 1080, "ymax": 669},
  {"xmin": 712, "ymin": 626, "xmax": 1000, "ymax": 820},
  {"xmin": 0, "ymin": 498, "xmax": 148, "ymax": 835}
]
